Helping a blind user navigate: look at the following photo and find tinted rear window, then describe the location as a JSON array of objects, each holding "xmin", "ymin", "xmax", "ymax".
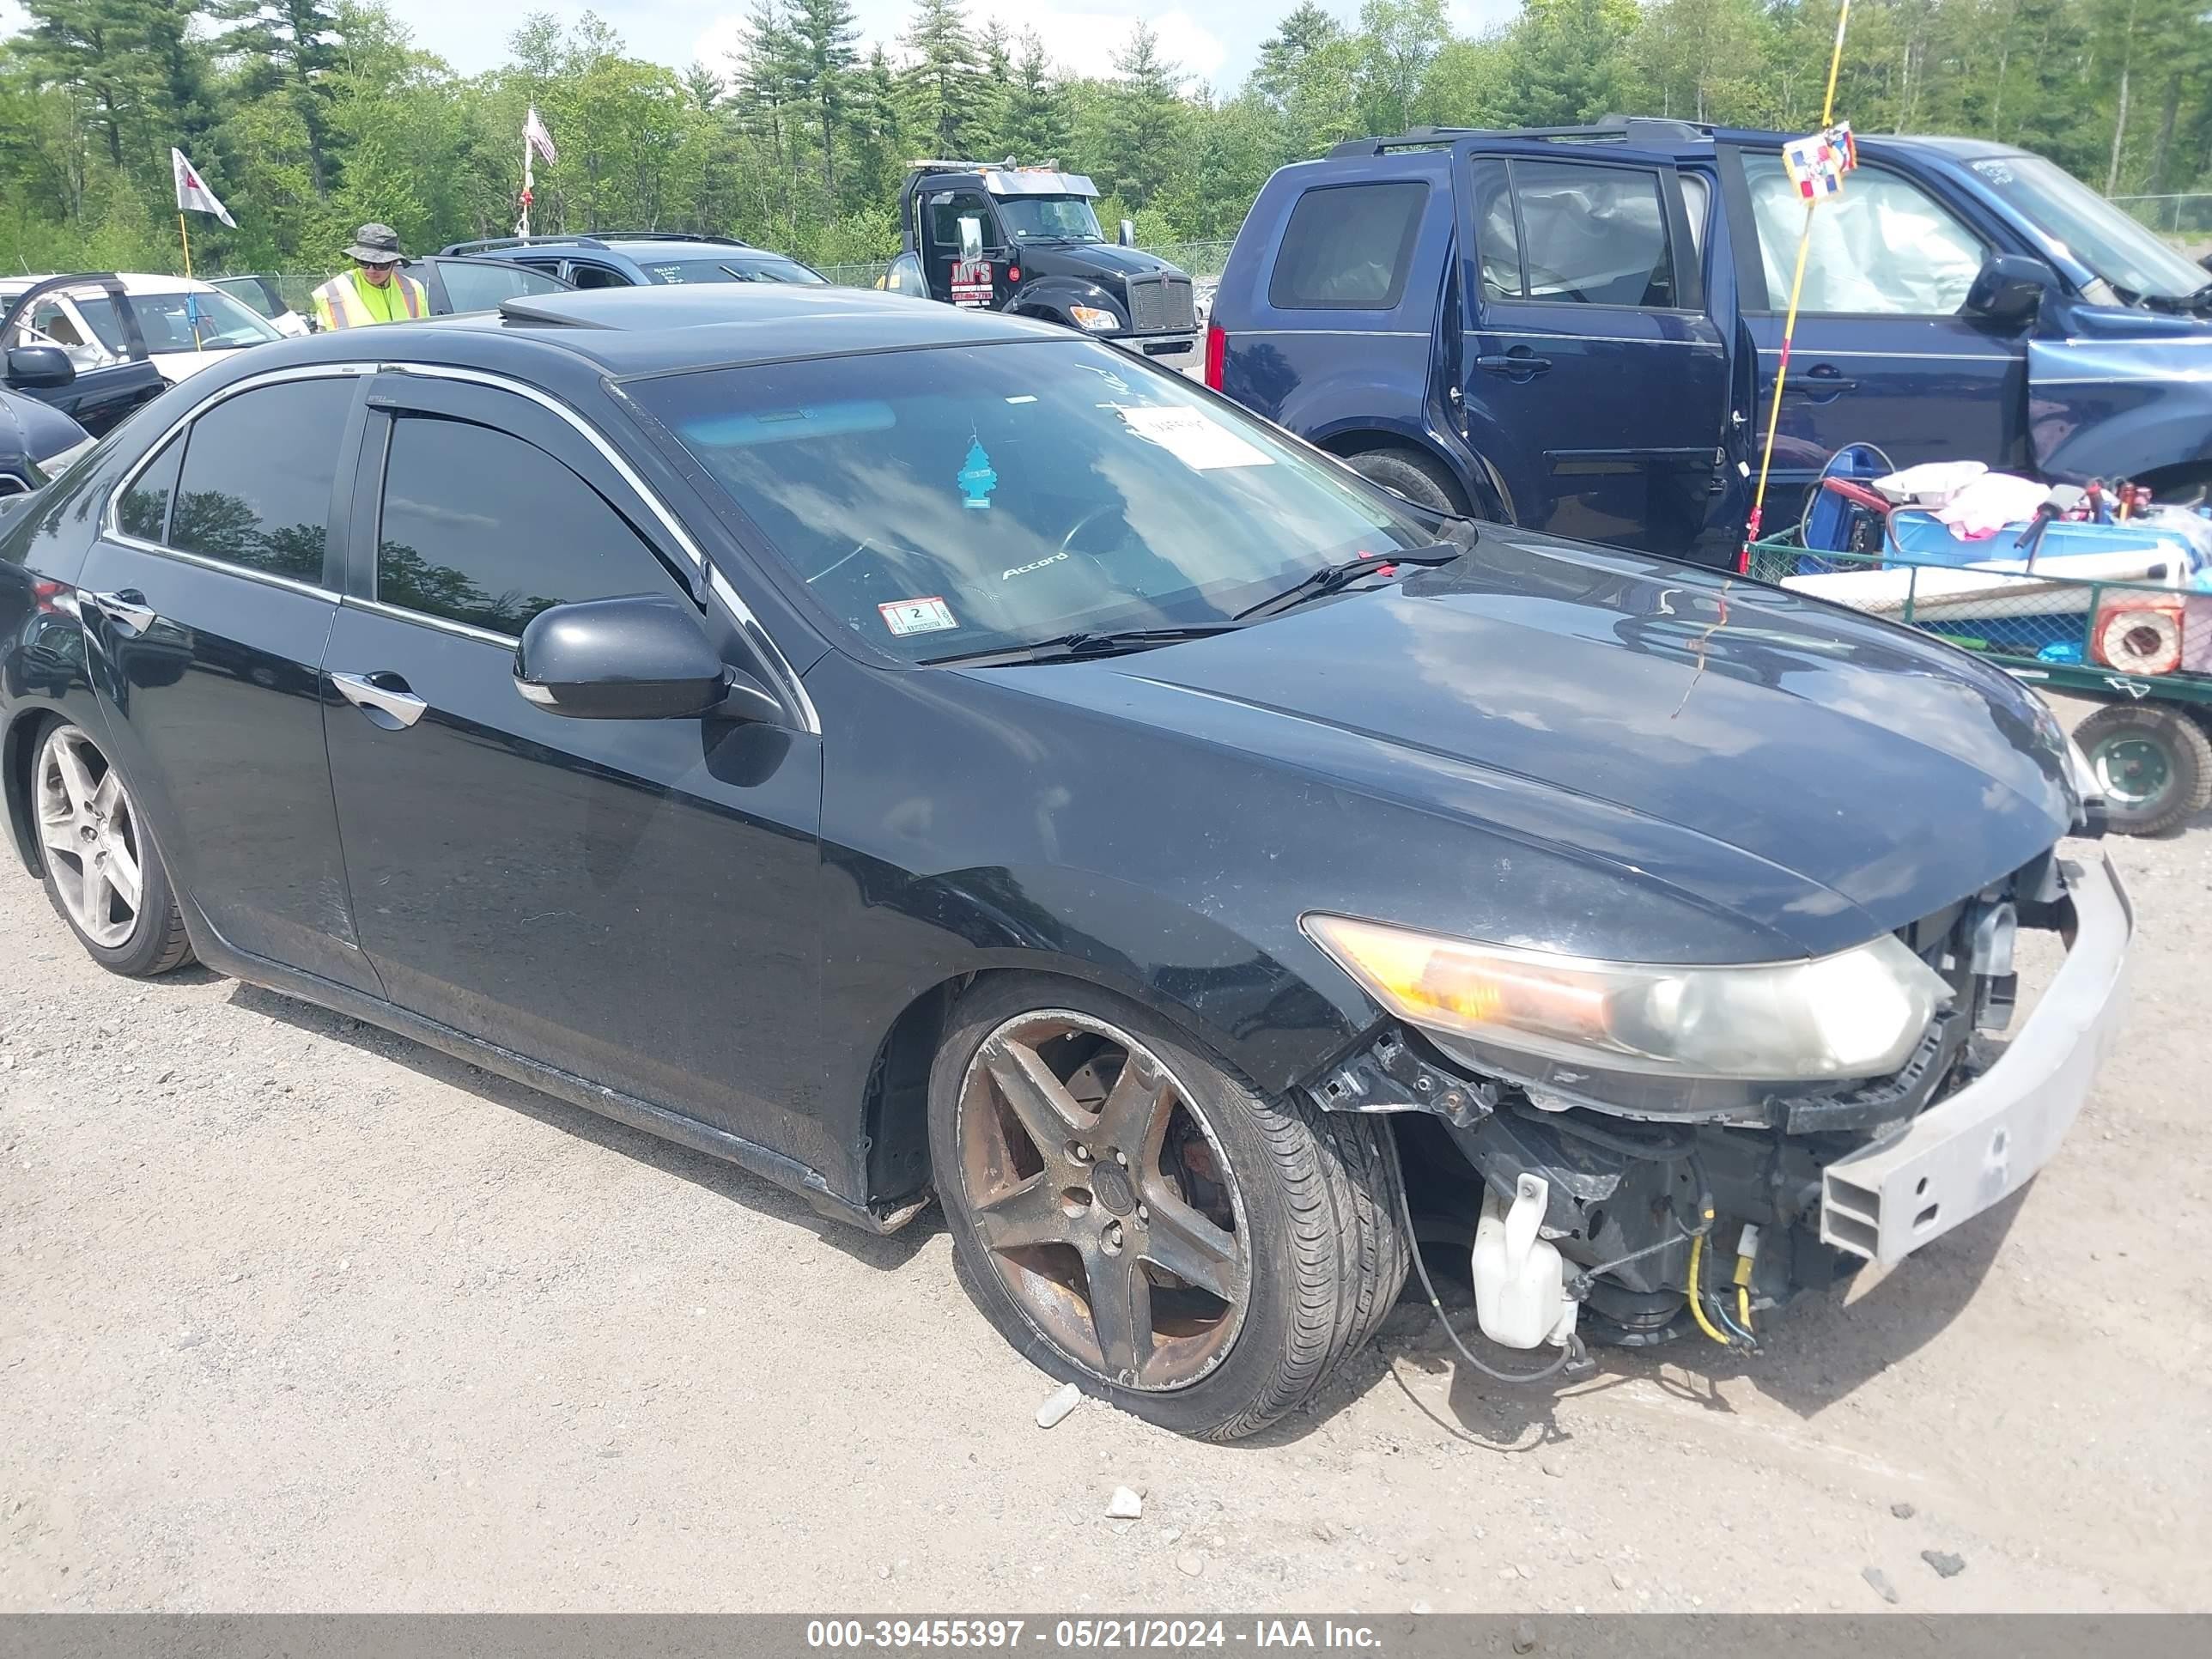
[
  {"xmin": 1268, "ymin": 181, "xmax": 1429, "ymax": 311},
  {"xmin": 168, "ymin": 378, "xmax": 352, "ymax": 581}
]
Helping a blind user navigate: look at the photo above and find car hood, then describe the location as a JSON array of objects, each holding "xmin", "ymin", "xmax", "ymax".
[
  {"xmin": 969, "ymin": 532, "xmax": 2076, "ymax": 961},
  {"xmin": 1035, "ymin": 243, "xmax": 1181, "ymax": 280}
]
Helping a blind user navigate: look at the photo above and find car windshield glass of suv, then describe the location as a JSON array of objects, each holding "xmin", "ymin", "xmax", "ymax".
[
  {"xmin": 1968, "ymin": 153, "xmax": 2210, "ymax": 305},
  {"xmin": 994, "ymin": 197, "xmax": 1104, "ymax": 243},
  {"xmin": 635, "ymin": 338, "xmax": 1437, "ymax": 663},
  {"xmin": 642, "ymin": 257, "xmax": 828, "ymax": 286},
  {"xmin": 79, "ymin": 289, "xmax": 280, "ymax": 353}
]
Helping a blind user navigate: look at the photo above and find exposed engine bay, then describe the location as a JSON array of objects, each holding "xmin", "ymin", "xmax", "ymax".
[{"xmin": 1310, "ymin": 841, "xmax": 2130, "ymax": 1358}]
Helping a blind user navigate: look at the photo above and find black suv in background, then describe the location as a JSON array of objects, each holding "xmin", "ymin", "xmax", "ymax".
[{"xmin": 440, "ymin": 233, "xmax": 830, "ymax": 291}]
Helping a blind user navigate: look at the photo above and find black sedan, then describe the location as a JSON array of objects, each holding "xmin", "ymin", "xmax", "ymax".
[{"xmin": 0, "ymin": 286, "xmax": 2130, "ymax": 1437}]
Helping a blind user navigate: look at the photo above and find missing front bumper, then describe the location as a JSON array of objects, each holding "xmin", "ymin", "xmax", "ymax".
[{"xmin": 1820, "ymin": 849, "xmax": 2132, "ymax": 1266}]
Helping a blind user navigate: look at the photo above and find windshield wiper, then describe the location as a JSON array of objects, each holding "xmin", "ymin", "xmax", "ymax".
[
  {"xmin": 921, "ymin": 624, "xmax": 1238, "ymax": 667},
  {"xmin": 1232, "ymin": 544, "xmax": 1464, "ymax": 623}
]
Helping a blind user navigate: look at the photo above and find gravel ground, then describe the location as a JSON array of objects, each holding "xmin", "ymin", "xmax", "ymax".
[{"xmin": 3, "ymin": 708, "xmax": 2209, "ymax": 1614}]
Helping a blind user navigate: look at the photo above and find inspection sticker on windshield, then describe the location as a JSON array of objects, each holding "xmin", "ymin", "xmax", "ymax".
[
  {"xmin": 1116, "ymin": 404, "xmax": 1273, "ymax": 471},
  {"xmin": 878, "ymin": 597, "xmax": 958, "ymax": 637}
]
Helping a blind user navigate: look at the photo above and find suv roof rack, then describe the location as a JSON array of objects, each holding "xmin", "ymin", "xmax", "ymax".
[
  {"xmin": 441, "ymin": 234, "xmax": 609, "ymax": 256},
  {"xmin": 440, "ymin": 231, "xmax": 753, "ymax": 257},
  {"xmin": 1325, "ymin": 118, "xmax": 1713, "ymax": 159},
  {"xmin": 590, "ymin": 231, "xmax": 753, "ymax": 246}
]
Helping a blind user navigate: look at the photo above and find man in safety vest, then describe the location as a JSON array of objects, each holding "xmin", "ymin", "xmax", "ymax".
[{"xmin": 311, "ymin": 223, "xmax": 428, "ymax": 331}]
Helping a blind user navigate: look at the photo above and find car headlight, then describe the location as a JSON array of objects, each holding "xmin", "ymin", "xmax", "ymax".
[
  {"xmin": 1303, "ymin": 915, "xmax": 1950, "ymax": 1083},
  {"xmin": 1068, "ymin": 304, "xmax": 1120, "ymax": 331}
]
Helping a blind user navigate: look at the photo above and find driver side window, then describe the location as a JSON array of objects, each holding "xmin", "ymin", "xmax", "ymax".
[
  {"xmin": 928, "ymin": 192, "xmax": 997, "ymax": 250},
  {"xmin": 1746, "ymin": 155, "xmax": 1986, "ymax": 316}
]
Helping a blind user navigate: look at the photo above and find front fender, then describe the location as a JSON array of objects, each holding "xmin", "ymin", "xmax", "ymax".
[
  {"xmin": 2028, "ymin": 335, "xmax": 2212, "ymax": 479},
  {"xmin": 830, "ymin": 854, "xmax": 1369, "ymax": 1109},
  {"xmin": 1003, "ymin": 276, "xmax": 1123, "ymax": 331}
]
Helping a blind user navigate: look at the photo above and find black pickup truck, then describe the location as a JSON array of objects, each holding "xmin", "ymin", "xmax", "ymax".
[{"xmin": 883, "ymin": 161, "xmax": 1202, "ymax": 375}]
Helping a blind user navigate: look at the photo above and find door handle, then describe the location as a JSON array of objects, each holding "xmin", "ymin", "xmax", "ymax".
[
  {"xmin": 332, "ymin": 671, "xmax": 428, "ymax": 730},
  {"xmin": 1475, "ymin": 351, "xmax": 1553, "ymax": 379},
  {"xmin": 1790, "ymin": 366, "xmax": 1859, "ymax": 402},
  {"xmin": 85, "ymin": 588, "xmax": 157, "ymax": 632}
]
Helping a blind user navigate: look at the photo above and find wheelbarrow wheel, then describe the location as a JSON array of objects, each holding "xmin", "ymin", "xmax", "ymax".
[{"xmin": 2075, "ymin": 702, "xmax": 2212, "ymax": 836}]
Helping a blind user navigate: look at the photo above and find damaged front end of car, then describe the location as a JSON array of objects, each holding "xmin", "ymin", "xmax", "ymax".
[{"xmin": 1303, "ymin": 836, "xmax": 2133, "ymax": 1358}]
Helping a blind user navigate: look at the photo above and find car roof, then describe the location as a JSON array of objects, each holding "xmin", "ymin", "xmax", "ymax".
[
  {"xmin": 1317, "ymin": 121, "xmax": 2033, "ymax": 167},
  {"xmin": 1, "ymin": 271, "xmax": 227, "ymax": 298},
  {"xmin": 236, "ymin": 283, "xmax": 1055, "ymax": 381}
]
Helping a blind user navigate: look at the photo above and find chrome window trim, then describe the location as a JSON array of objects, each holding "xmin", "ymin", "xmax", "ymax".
[
  {"xmin": 381, "ymin": 362, "xmax": 823, "ymax": 736},
  {"xmin": 106, "ymin": 530, "xmax": 341, "ymax": 602},
  {"xmin": 100, "ymin": 362, "xmax": 376, "ymax": 596},
  {"xmin": 342, "ymin": 595, "xmax": 519, "ymax": 650}
]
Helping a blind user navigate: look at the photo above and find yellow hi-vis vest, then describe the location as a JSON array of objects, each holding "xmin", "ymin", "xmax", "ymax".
[{"xmin": 311, "ymin": 269, "xmax": 426, "ymax": 330}]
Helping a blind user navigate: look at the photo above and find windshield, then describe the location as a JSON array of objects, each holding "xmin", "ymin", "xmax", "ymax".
[
  {"xmin": 1968, "ymin": 154, "xmax": 2209, "ymax": 304},
  {"xmin": 642, "ymin": 257, "xmax": 828, "ymax": 286},
  {"xmin": 80, "ymin": 289, "xmax": 281, "ymax": 353},
  {"xmin": 634, "ymin": 338, "xmax": 1437, "ymax": 664},
  {"xmin": 994, "ymin": 197, "xmax": 1105, "ymax": 243}
]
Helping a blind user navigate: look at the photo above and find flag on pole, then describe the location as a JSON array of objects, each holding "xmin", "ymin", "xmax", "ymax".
[
  {"xmin": 524, "ymin": 106, "xmax": 558, "ymax": 166},
  {"xmin": 1782, "ymin": 122, "xmax": 1858, "ymax": 201},
  {"xmin": 171, "ymin": 148, "xmax": 237, "ymax": 228}
]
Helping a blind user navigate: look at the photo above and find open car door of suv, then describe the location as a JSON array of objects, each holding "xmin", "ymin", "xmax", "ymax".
[
  {"xmin": 0, "ymin": 275, "xmax": 169, "ymax": 438},
  {"xmin": 1451, "ymin": 137, "xmax": 1734, "ymax": 562}
]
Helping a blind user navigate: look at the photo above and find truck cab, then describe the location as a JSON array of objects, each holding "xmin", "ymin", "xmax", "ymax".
[
  {"xmin": 1209, "ymin": 121, "xmax": 2212, "ymax": 567},
  {"xmin": 885, "ymin": 161, "xmax": 1202, "ymax": 375}
]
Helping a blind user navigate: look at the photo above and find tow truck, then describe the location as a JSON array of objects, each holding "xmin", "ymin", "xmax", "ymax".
[{"xmin": 883, "ymin": 161, "xmax": 1202, "ymax": 375}]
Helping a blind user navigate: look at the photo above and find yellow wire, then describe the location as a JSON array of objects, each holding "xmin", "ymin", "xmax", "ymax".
[
  {"xmin": 1741, "ymin": 0, "xmax": 1856, "ymax": 558},
  {"xmin": 1686, "ymin": 1231, "xmax": 1732, "ymax": 1347}
]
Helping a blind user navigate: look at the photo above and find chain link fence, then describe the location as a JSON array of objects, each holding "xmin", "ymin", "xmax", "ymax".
[{"xmin": 2112, "ymin": 192, "xmax": 2212, "ymax": 239}]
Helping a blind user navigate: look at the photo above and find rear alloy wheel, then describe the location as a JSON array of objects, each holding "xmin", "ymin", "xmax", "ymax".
[
  {"xmin": 929, "ymin": 975, "xmax": 1409, "ymax": 1440},
  {"xmin": 33, "ymin": 722, "xmax": 192, "ymax": 976}
]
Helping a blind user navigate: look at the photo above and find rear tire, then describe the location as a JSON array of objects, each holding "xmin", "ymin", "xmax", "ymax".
[
  {"xmin": 928, "ymin": 973, "xmax": 1408, "ymax": 1440},
  {"xmin": 31, "ymin": 721, "xmax": 193, "ymax": 977},
  {"xmin": 1346, "ymin": 446, "xmax": 1466, "ymax": 516},
  {"xmin": 2075, "ymin": 702, "xmax": 2212, "ymax": 836}
]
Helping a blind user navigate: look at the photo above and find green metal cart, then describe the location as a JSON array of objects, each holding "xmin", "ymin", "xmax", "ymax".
[{"xmin": 1747, "ymin": 538, "xmax": 2212, "ymax": 836}]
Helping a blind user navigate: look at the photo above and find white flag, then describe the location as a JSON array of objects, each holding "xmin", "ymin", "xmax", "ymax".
[
  {"xmin": 171, "ymin": 148, "xmax": 237, "ymax": 228},
  {"xmin": 524, "ymin": 106, "xmax": 558, "ymax": 166}
]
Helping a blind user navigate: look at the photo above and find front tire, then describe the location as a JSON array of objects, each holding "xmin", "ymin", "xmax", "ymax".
[
  {"xmin": 2076, "ymin": 702, "xmax": 2212, "ymax": 836},
  {"xmin": 928, "ymin": 974, "xmax": 1408, "ymax": 1440},
  {"xmin": 32, "ymin": 721, "xmax": 193, "ymax": 976}
]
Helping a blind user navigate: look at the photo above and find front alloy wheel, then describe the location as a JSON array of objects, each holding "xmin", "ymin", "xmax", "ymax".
[
  {"xmin": 33, "ymin": 722, "xmax": 192, "ymax": 976},
  {"xmin": 957, "ymin": 1009, "xmax": 1252, "ymax": 1390},
  {"xmin": 929, "ymin": 974, "xmax": 1410, "ymax": 1440}
]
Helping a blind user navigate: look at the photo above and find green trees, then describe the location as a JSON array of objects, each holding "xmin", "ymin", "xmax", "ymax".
[{"xmin": 3, "ymin": 0, "xmax": 2209, "ymax": 277}]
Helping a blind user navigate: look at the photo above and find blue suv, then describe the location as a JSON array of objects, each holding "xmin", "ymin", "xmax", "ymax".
[
  {"xmin": 439, "ymin": 233, "xmax": 830, "ymax": 292},
  {"xmin": 1208, "ymin": 120, "xmax": 2212, "ymax": 566}
]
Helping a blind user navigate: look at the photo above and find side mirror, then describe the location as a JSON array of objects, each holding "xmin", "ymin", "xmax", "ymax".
[
  {"xmin": 513, "ymin": 592, "xmax": 778, "ymax": 723},
  {"xmin": 1117, "ymin": 219, "xmax": 1136, "ymax": 248},
  {"xmin": 957, "ymin": 215, "xmax": 986, "ymax": 264},
  {"xmin": 1966, "ymin": 253, "xmax": 2058, "ymax": 325},
  {"xmin": 6, "ymin": 345, "xmax": 76, "ymax": 390}
]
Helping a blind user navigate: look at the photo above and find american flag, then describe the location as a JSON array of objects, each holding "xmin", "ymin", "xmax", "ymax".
[{"xmin": 524, "ymin": 106, "xmax": 558, "ymax": 167}]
